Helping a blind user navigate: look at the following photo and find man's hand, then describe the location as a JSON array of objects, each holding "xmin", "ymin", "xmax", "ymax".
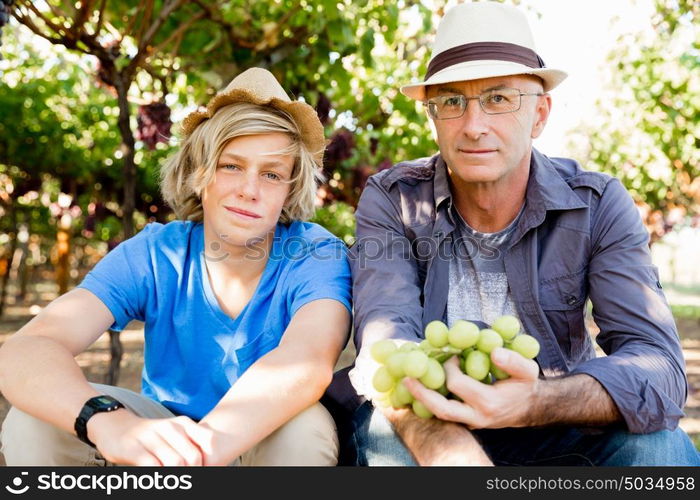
[
  {"xmin": 403, "ymin": 347, "xmax": 540, "ymax": 429},
  {"xmin": 88, "ymin": 410, "xmax": 216, "ymax": 466}
]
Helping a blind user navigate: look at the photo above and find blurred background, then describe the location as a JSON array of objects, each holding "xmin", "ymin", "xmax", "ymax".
[{"xmin": 0, "ymin": 0, "xmax": 698, "ymax": 456}]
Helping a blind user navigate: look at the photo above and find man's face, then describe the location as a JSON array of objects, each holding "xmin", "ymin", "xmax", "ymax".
[{"xmin": 426, "ymin": 74, "xmax": 551, "ymax": 186}]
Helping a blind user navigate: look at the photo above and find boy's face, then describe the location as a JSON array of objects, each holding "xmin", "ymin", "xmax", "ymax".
[{"xmin": 201, "ymin": 133, "xmax": 294, "ymax": 250}]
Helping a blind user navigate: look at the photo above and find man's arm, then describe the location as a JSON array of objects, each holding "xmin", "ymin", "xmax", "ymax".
[
  {"xmin": 350, "ymin": 172, "xmax": 494, "ymax": 464},
  {"xmin": 348, "ymin": 175, "xmax": 426, "ymax": 399},
  {"xmin": 197, "ymin": 299, "xmax": 350, "ymax": 465},
  {"xmin": 405, "ymin": 350, "xmax": 621, "ymax": 430},
  {"xmin": 382, "ymin": 406, "xmax": 492, "ymax": 465},
  {"xmin": 570, "ymin": 178, "xmax": 686, "ymax": 433}
]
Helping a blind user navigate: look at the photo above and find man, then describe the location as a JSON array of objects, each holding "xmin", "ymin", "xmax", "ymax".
[{"xmin": 343, "ymin": 2, "xmax": 700, "ymax": 465}]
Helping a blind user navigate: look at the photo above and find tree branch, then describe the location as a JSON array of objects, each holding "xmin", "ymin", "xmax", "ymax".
[
  {"xmin": 18, "ymin": 0, "xmax": 70, "ymax": 38},
  {"xmin": 128, "ymin": 0, "xmax": 186, "ymax": 77},
  {"xmin": 73, "ymin": 0, "xmax": 95, "ymax": 35},
  {"xmin": 152, "ymin": 10, "xmax": 205, "ymax": 55},
  {"xmin": 93, "ymin": 0, "xmax": 108, "ymax": 36},
  {"xmin": 190, "ymin": 0, "xmax": 257, "ymax": 49},
  {"xmin": 12, "ymin": 10, "xmax": 91, "ymax": 55}
]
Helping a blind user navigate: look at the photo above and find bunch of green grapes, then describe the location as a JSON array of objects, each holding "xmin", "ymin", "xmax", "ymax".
[{"xmin": 370, "ymin": 314, "xmax": 540, "ymax": 419}]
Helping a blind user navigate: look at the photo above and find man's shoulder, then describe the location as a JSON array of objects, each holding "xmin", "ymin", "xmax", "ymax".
[
  {"xmin": 370, "ymin": 155, "xmax": 440, "ymax": 191},
  {"xmin": 544, "ymin": 154, "xmax": 613, "ymax": 197}
]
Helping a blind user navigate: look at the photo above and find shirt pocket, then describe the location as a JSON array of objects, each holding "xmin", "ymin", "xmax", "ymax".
[
  {"xmin": 234, "ymin": 329, "xmax": 282, "ymax": 375},
  {"xmin": 538, "ymin": 269, "xmax": 591, "ymax": 367}
]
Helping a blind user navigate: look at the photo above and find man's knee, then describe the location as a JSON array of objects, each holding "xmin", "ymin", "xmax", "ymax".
[
  {"xmin": 242, "ymin": 403, "xmax": 339, "ymax": 466},
  {"xmin": 1, "ymin": 407, "xmax": 100, "ymax": 466},
  {"xmin": 602, "ymin": 428, "xmax": 700, "ymax": 466}
]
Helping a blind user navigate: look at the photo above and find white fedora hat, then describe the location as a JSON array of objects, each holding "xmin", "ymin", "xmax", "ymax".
[{"xmin": 401, "ymin": 2, "xmax": 567, "ymax": 101}]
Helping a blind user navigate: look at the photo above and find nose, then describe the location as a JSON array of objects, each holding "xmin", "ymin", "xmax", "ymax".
[
  {"xmin": 460, "ymin": 97, "xmax": 489, "ymax": 141},
  {"xmin": 238, "ymin": 172, "xmax": 260, "ymax": 200}
]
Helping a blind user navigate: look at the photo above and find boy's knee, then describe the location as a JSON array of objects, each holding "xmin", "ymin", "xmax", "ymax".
[
  {"xmin": 1, "ymin": 407, "xmax": 100, "ymax": 466},
  {"xmin": 242, "ymin": 403, "xmax": 339, "ymax": 466}
]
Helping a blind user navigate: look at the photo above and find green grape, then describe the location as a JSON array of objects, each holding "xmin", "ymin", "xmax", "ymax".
[
  {"xmin": 412, "ymin": 400, "xmax": 433, "ymax": 419},
  {"xmin": 419, "ymin": 358, "xmax": 446, "ymax": 389},
  {"xmin": 447, "ymin": 320, "xmax": 480, "ymax": 349},
  {"xmin": 392, "ymin": 380, "xmax": 414, "ymax": 407},
  {"xmin": 425, "ymin": 320, "xmax": 449, "ymax": 347},
  {"xmin": 386, "ymin": 352, "xmax": 408, "ymax": 378},
  {"xmin": 480, "ymin": 374, "xmax": 493, "ymax": 385},
  {"xmin": 372, "ymin": 366, "xmax": 396, "ymax": 393},
  {"xmin": 370, "ymin": 339, "xmax": 397, "ymax": 363},
  {"xmin": 490, "ymin": 362, "xmax": 510, "ymax": 380},
  {"xmin": 491, "ymin": 314, "xmax": 521, "ymax": 341},
  {"xmin": 399, "ymin": 342, "xmax": 418, "ymax": 353},
  {"xmin": 419, "ymin": 339, "xmax": 433, "ymax": 352},
  {"xmin": 374, "ymin": 392, "xmax": 392, "ymax": 408},
  {"xmin": 437, "ymin": 384, "xmax": 449, "ymax": 396},
  {"xmin": 509, "ymin": 334, "xmax": 540, "ymax": 359},
  {"xmin": 465, "ymin": 350, "xmax": 490, "ymax": 380},
  {"xmin": 476, "ymin": 328, "xmax": 504, "ymax": 354},
  {"xmin": 403, "ymin": 350, "xmax": 429, "ymax": 378}
]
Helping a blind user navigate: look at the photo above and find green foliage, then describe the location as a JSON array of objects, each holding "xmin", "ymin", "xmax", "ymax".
[
  {"xmin": 310, "ymin": 202, "xmax": 356, "ymax": 245},
  {"xmin": 576, "ymin": 0, "xmax": 699, "ymax": 241}
]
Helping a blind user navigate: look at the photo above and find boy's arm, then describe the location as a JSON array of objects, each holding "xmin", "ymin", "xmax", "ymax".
[
  {"xmin": 0, "ymin": 288, "xmax": 116, "ymax": 431},
  {"xmin": 198, "ymin": 299, "xmax": 350, "ymax": 465},
  {"xmin": 0, "ymin": 288, "xmax": 208, "ymax": 466}
]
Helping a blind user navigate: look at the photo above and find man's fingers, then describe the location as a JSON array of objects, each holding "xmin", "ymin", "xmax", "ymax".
[
  {"xmin": 442, "ymin": 356, "xmax": 491, "ymax": 402},
  {"xmin": 490, "ymin": 347, "xmax": 539, "ymax": 380},
  {"xmin": 403, "ymin": 376, "xmax": 478, "ymax": 425}
]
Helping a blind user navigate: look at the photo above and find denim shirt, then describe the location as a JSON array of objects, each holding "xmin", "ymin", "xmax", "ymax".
[{"xmin": 344, "ymin": 149, "xmax": 686, "ymax": 434}]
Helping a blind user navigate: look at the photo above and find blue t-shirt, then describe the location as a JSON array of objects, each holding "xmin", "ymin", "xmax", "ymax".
[{"xmin": 78, "ymin": 220, "xmax": 352, "ymax": 420}]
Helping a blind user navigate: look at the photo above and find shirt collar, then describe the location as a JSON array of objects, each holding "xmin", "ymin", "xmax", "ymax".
[
  {"xmin": 433, "ymin": 149, "xmax": 587, "ymax": 238},
  {"xmin": 433, "ymin": 155, "xmax": 452, "ymax": 211}
]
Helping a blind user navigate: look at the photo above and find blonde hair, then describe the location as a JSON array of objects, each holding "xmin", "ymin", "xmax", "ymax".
[{"xmin": 160, "ymin": 102, "xmax": 324, "ymax": 223}]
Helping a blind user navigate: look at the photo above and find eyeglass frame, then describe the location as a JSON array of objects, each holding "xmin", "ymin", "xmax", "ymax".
[{"xmin": 422, "ymin": 87, "xmax": 546, "ymax": 120}]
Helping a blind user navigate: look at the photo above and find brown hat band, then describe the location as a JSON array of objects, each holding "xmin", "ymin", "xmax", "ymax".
[{"xmin": 425, "ymin": 41, "xmax": 546, "ymax": 80}]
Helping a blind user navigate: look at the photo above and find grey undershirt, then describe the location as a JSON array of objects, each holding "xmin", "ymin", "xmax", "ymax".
[{"xmin": 446, "ymin": 204, "xmax": 524, "ymax": 329}]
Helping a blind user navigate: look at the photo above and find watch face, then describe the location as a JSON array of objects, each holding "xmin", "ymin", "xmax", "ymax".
[{"xmin": 95, "ymin": 396, "xmax": 114, "ymax": 405}]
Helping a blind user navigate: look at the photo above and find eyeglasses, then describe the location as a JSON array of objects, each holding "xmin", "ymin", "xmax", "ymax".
[{"xmin": 423, "ymin": 88, "xmax": 545, "ymax": 120}]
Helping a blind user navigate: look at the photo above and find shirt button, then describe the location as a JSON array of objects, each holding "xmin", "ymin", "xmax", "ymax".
[{"xmin": 566, "ymin": 295, "xmax": 578, "ymax": 306}]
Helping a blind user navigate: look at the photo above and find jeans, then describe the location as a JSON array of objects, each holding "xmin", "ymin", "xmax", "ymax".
[{"xmin": 349, "ymin": 401, "xmax": 700, "ymax": 466}]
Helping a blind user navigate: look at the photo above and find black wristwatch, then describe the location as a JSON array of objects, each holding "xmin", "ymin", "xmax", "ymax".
[{"xmin": 74, "ymin": 395, "xmax": 125, "ymax": 448}]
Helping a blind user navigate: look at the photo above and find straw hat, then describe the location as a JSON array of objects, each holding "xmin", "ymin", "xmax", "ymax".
[
  {"xmin": 401, "ymin": 2, "xmax": 567, "ymax": 101},
  {"xmin": 181, "ymin": 67, "xmax": 325, "ymax": 165}
]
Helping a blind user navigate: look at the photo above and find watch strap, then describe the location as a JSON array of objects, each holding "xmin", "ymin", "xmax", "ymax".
[{"xmin": 74, "ymin": 395, "xmax": 125, "ymax": 448}]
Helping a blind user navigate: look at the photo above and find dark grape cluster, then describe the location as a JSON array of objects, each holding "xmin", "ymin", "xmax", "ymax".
[
  {"xmin": 0, "ymin": 0, "xmax": 15, "ymax": 56},
  {"xmin": 136, "ymin": 102, "xmax": 172, "ymax": 150}
]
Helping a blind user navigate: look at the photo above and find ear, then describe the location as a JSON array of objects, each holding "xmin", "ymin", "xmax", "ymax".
[{"xmin": 530, "ymin": 93, "xmax": 551, "ymax": 139}]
